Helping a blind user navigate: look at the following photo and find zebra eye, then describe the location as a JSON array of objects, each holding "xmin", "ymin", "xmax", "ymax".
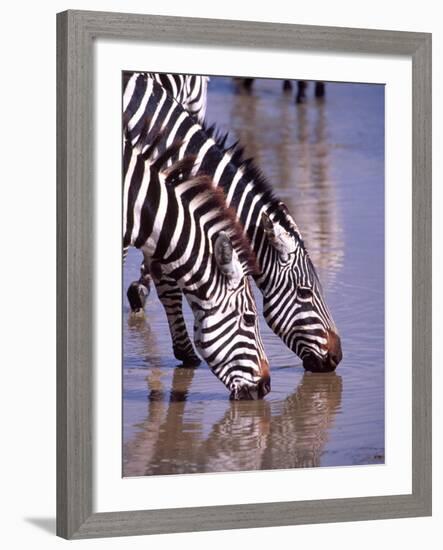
[
  {"xmin": 298, "ymin": 287, "xmax": 313, "ymax": 301},
  {"xmin": 243, "ymin": 313, "xmax": 256, "ymax": 327}
]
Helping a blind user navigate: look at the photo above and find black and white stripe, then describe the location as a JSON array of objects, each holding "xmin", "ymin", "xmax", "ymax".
[
  {"xmin": 124, "ymin": 72, "xmax": 342, "ymax": 373},
  {"xmin": 123, "ymin": 71, "xmax": 209, "ymax": 124},
  {"xmin": 123, "ymin": 125, "xmax": 270, "ymax": 399}
]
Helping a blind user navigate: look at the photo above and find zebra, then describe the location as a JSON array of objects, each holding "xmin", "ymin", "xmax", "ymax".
[
  {"xmin": 124, "ymin": 72, "xmax": 342, "ymax": 373},
  {"xmin": 123, "ymin": 71, "xmax": 209, "ymax": 307},
  {"xmin": 123, "ymin": 71, "xmax": 209, "ymax": 123},
  {"xmin": 123, "ymin": 123, "xmax": 271, "ymax": 400}
]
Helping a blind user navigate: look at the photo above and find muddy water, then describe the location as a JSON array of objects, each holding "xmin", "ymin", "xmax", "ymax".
[{"xmin": 123, "ymin": 78, "xmax": 385, "ymax": 476}]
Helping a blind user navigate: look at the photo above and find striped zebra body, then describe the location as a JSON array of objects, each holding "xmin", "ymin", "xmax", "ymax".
[
  {"xmin": 123, "ymin": 126, "xmax": 270, "ymax": 400},
  {"xmin": 123, "ymin": 71, "xmax": 209, "ymax": 123},
  {"xmin": 123, "ymin": 72, "xmax": 209, "ymax": 310},
  {"xmin": 124, "ymin": 73, "xmax": 342, "ymax": 373}
]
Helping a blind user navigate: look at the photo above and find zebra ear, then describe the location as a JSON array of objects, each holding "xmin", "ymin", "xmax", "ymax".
[
  {"xmin": 261, "ymin": 212, "xmax": 295, "ymax": 262},
  {"xmin": 277, "ymin": 201, "xmax": 301, "ymax": 233},
  {"xmin": 214, "ymin": 232, "xmax": 243, "ymax": 284},
  {"xmin": 261, "ymin": 211, "xmax": 274, "ymax": 233}
]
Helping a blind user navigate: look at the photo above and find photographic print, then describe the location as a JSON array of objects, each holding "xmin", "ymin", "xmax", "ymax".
[{"xmin": 122, "ymin": 72, "xmax": 385, "ymax": 477}]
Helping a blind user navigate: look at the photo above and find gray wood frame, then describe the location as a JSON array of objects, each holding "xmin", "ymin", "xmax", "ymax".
[{"xmin": 56, "ymin": 9, "xmax": 432, "ymax": 539}]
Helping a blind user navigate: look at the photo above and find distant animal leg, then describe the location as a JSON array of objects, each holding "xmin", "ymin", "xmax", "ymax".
[
  {"xmin": 296, "ymin": 80, "xmax": 307, "ymax": 104},
  {"xmin": 315, "ymin": 81, "xmax": 325, "ymax": 98},
  {"xmin": 282, "ymin": 79, "xmax": 293, "ymax": 91},
  {"xmin": 242, "ymin": 78, "xmax": 255, "ymax": 90}
]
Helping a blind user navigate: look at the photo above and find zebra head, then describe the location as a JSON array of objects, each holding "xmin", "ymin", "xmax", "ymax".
[
  {"xmin": 260, "ymin": 208, "xmax": 342, "ymax": 372},
  {"xmin": 191, "ymin": 231, "xmax": 270, "ymax": 400}
]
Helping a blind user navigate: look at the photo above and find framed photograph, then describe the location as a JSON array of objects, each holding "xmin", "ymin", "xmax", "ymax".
[{"xmin": 57, "ymin": 10, "xmax": 431, "ymax": 539}]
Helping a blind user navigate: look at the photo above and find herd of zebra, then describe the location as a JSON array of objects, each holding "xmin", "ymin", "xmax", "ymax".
[{"xmin": 123, "ymin": 73, "xmax": 342, "ymax": 400}]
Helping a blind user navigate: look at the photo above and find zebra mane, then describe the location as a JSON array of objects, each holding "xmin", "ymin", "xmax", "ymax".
[
  {"xmin": 172, "ymin": 171, "xmax": 259, "ymax": 276},
  {"xmin": 201, "ymin": 122, "xmax": 304, "ymax": 242},
  {"xmin": 125, "ymin": 122, "xmax": 258, "ymax": 276},
  {"xmin": 124, "ymin": 72, "xmax": 297, "ymax": 239}
]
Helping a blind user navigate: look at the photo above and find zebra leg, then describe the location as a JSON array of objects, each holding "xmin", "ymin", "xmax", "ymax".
[
  {"xmin": 282, "ymin": 79, "xmax": 293, "ymax": 91},
  {"xmin": 296, "ymin": 80, "xmax": 307, "ymax": 104},
  {"xmin": 314, "ymin": 81, "xmax": 325, "ymax": 98},
  {"xmin": 154, "ymin": 275, "xmax": 201, "ymax": 367},
  {"xmin": 242, "ymin": 78, "xmax": 255, "ymax": 90}
]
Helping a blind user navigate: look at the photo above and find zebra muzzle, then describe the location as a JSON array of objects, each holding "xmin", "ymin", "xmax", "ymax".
[
  {"xmin": 302, "ymin": 330, "xmax": 343, "ymax": 372},
  {"xmin": 229, "ymin": 374, "xmax": 271, "ymax": 400}
]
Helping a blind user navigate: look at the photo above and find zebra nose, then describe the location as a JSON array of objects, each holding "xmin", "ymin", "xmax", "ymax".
[{"xmin": 327, "ymin": 330, "xmax": 343, "ymax": 366}]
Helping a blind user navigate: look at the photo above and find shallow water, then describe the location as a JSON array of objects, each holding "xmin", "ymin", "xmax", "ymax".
[{"xmin": 123, "ymin": 78, "xmax": 385, "ymax": 476}]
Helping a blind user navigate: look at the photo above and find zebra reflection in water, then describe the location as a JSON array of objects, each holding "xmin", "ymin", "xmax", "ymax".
[
  {"xmin": 123, "ymin": 324, "xmax": 342, "ymax": 476},
  {"xmin": 123, "ymin": 318, "xmax": 202, "ymax": 476},
  {"xmin": 199, "ymin": 372, "xmax": 342, "ymax": 472}
]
